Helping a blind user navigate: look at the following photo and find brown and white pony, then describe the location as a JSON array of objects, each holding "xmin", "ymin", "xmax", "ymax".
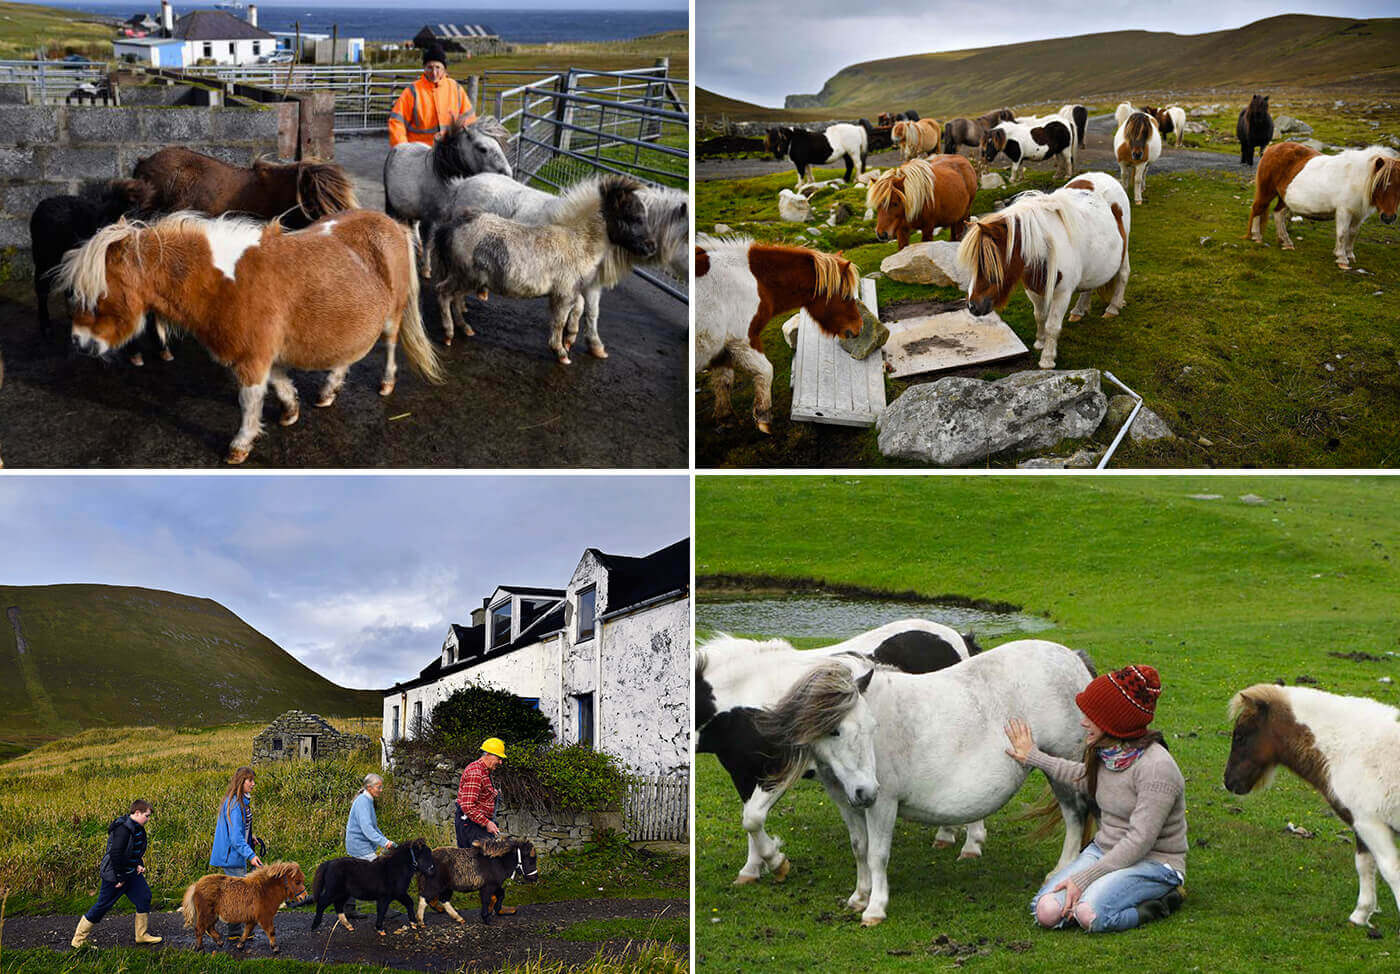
[
  {"xmin": 1113, "ymin": 112, "xmax": 1162, "ymax": 205},
  {"xmin": 891, "ymin": 118, "xmax": 943, "ymax": 161},
  {"xmin": 1226, "ymin": 684, "xmax": 1400, "ymax": 932},
  {"xmin": 1247, "ymin": 142, "xmax": 1400, "ymax": 270},
  {"xmin": 1142, "ymin": 105, "xmax": 1187, "ymax": 148},
  {"xmin": 133, "ymin": 147, "xmax": 359, "ymax": 229},
  {"xmin": 867, "ymin": 155, "xmax": 978, "ymax": 249},
  {"xmin": 182, "ymin": 861, "xmax": 308, "ymax": 951},
  {"xmin": 57, "ymin": 210, "xmax": 444, "ymax": 464},
  {"xmin": 695, "ymin": 236, "xmax": 871, "ymax": 433},
  {"xmin": 958, "ymin": 171, "xmax": 1131, "ymax": 368}
]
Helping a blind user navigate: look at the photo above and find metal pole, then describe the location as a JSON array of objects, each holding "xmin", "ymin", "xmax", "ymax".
[{"xmin": 1096, "ymin": 370, "xmax": 1145, "ymax": 470}]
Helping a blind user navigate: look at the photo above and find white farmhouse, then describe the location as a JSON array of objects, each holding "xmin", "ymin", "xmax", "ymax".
[
  {"xmin": 382, "ymin": 539, "xmax": 690, "ymax": 779},
  {"xmin": 115, "ymin": 3, "xmax": 276, "ymax": 68}
]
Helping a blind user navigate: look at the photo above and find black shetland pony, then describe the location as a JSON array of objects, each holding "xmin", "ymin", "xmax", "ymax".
[
  {"xmin": 310, "ymin": 838, "xmax": 437, "ymax": 936},
  {"xmin": 1237, "ymin": 94, "xmax": 1274, "ymax": 166}
]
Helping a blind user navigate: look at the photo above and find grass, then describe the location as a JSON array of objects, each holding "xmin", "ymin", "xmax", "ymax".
[
  {"xmin": 695, "ymin": 475, "xmax": 1400, "ymax": 973},
  {"xmin": 0, "ymin": 0, "xmax": 112, "ymax": 60},
  {"xmin": 695, "ymin": 159, "xmax": 1400, "ymax": 469},
  {"xmin": 0, "ymin": 722, "xmax": 685, "ymax": 917},
  {"xmin": 374, "ymin": 30, "xmax": 688, "ymax": 85}
]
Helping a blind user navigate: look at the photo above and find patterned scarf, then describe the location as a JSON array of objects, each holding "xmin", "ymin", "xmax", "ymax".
[{"xmin": 1098, "ymin": 744, "xmax": 1146, "ymax": 772}]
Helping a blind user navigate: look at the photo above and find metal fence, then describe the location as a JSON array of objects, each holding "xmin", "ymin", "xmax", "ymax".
[
  {"xmin": 0, "ymin": 59, "xmax": 107, "ymax": 100},
  {"xmin": 623, "ymin": 774, "xmax": 688, "ymax": 842},
  {"xmin": 180, "ymin": 63, "xmax": 422, "ymax": 132}
]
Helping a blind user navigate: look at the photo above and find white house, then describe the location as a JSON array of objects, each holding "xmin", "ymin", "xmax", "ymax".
[
  {"xmin": 382, "ymin": 539, "xmax": 690, "ymax": 779},
  {"xmin": 114, "ymin": 3, "xmax": 276, "ymax": 67}
]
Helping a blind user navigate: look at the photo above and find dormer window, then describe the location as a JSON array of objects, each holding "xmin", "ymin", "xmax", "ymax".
[
  {"xmin": 577, "ymin": 585, "xmax": 596, "ymax": 642},
  {"xmin": 491, "ymin": 601, "xmax": 512, "ymax": 649}
]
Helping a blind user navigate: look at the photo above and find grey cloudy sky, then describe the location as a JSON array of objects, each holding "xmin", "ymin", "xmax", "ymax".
[
  {"xmin": 0, "ymin": 475, "xmax": 688, "ymax": 690},
  {"xmin": 699, "ymin": 1, "xmax": 1400, "ymax": 107}
]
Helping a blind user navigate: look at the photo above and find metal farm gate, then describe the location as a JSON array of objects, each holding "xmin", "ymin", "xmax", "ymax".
[{"xmin": 623, "ymin": 774, "xmax": 689, "ymax": 842}]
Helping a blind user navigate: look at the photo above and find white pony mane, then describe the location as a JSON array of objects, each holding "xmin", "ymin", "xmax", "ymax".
[
  {"xmin": 56, "ymin": 218, "xmax": 147, "ymax": 311},
  {"xmin": 695, "ymin": 233, "xmax": 754, "ymax": 256},
  {"xmin": 696, "ymin": 632, "xmax": 799, "ymax": 674},
  {"xmin": 639, "ymin": 184, "xmax": 688, "ymax": 273}
]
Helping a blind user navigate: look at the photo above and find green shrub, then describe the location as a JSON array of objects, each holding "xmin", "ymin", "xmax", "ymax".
[
  {"xmin": 501, "ymin": 743, "xmax": 629, "ymax": 813},
  {"xmin": 426, "ymin": 683, "xmax": 554, "ymax": 751}
]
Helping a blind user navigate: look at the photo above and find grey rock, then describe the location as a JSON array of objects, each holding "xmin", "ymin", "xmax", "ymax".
[
  {"xmin": 980, "ymin": 172, "xmax": 1005, "ymax": 190},
  {"xmin": 838, "ymin": 302, "xmax": 889, "ymax": 360},
  {"xmin": 828, "ymin": 202, "xmax": 854, "ymax": 226},
  {"xmin": 1239, "ymin": 494, "xmax": 1268, "ymax": 506},
  {"xmin": 1103, "ymin": 394, "xmax": 1175, "ymax": 442},
  {"xmin": 712, "ymin": 223, "xmax": 732, "ymax": 234},
  {"xmin": 1275, "ymin": 115, "xmax": 1313, "ymax": 136},
  {"xmin": 876, "ymin": 369, "xmax": 1107, "ymax": 466},
  {"xmin": 1187, "ymin": 493, "xmax": 1223, "ymax": 500},
  {"xmin": 879, "ymin": 240, "xmax": 970, "ymax": 287}
]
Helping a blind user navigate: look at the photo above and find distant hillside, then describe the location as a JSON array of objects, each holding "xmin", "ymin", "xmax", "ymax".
[
  {"xmin": 0, "ymin": 584, "xmax": 380, "ymax": 759},
  {"xmin": 699, "ymin": 14, "xmax": 1400, "ymax": 121}
]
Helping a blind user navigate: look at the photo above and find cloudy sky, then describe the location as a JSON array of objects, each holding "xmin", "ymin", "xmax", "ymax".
[
  {"xmin": 0, "ymin": 475, "xmax": 688, "ymax": 690},
  {"xmin": 700, "ymin": 1, "xmax": 1400, "ymax": 107}
]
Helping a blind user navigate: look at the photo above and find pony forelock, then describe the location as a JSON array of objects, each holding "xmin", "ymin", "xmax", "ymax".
[
  {"xmin": 810, "ymin": 250, "xmax": 858, "ymax": 302},
  {"xmin": 56, "ymin": 218, "xmax": 146, "ymax": 311},
  {"xmin": 753, "ymin": 662, "xmax": 862, "ymax": 788},
  {"xmin": 1365, "ymin": 150, "xmax": 1400, "ymax": 202}
]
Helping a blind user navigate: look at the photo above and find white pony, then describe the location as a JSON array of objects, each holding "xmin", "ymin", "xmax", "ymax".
[
  {"xmin": 431, "ymin": 173, "xmax": 687, "ymax": 357},
  {"xmin": 1164, "ymin": 105, "xmax": 1187, "ymax": 147},
  {"xmin": 697, "ymin": 622, "xmax": 982, "ymax": 885},
  {"xmin": 1113, "ymin": 111, "xmax": 1162, "ymax": 205},
  {"xmin": 1227, "ymin": 684, "xmax": 1400, "ymax": 931},
  {"xmin": 959, "ymin": 172, "xmax": 1132, "ymax": 368},
  {"xmin": 816, "ymin": 639, "xmax": 1095, "ymax": 926},
  {"xmin": 1115, "ymin": 101, "xmax": 1135, "ymax": 127}
]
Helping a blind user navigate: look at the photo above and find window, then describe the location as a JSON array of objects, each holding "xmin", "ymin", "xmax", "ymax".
[
  {"xmin": 577, "ymin": 586, "xmax": 596, "ymax": 642},
  {"xmin": 202, "ymin": 42, "xmax": 212, "ymax": 58},
  {"xmin": 253, "ymin": 41, "xmax": 261, "ymax": 56},
  {"xmin": 519, "ymin": 697, "xmax": 540, "ymax": 711},
  {"xmin": 575, "ymin": 693, "xmax": 594, "ymax": 748},
  {"xmin": 491, "ymin": 601, "xmax": 511, "ymax": 649},
  {"xmin": 270, "ymin": 736, "xmax": 282, "ymax": 751},
  {"xmin": 412, "ymin": 701, "xmax": 423, "ymax": 737},
  {"xmin": 391, "ymin": 706, "xmax": 400, "ymax": 741},
  {"xmin": 227, "ymin": 42, "xmax": 235, "ymax": 56}
]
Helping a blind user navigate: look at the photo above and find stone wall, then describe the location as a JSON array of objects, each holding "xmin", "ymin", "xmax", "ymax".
[
  {"xmin": 252, "ymin": 710, "xmax": 372, "ymax": 763},
  {"xmin": 393, "ymin": 755, "xmax": 622, "ymax": 854}
]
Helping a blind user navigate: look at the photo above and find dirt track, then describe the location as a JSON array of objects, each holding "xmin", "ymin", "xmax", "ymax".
[
  {"xmin": 0, "ymin": 135, "xmax": 688, "ymax": 469},
  {"xmin": 1, "ymin": 897, "xmax": 685, "ymax": 971},
  {"xmin": 697, "ymin": 113, "xmax": 1252, "ymax": 181}
]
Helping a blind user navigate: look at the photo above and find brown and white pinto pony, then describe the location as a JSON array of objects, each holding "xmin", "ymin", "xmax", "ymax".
[
  {"xmin": 1247, "ymin": 142, "xmax": 1400, "ymax": 270},
  {"xmin": 958, "ymin": 171, "xmax": 1131, "ymax": 368},
  {"xmin": 891, "ymin": 118, "xmax": 943, "ymax": 161},
  {"xmin": 695, "ymin": 236, "xmax": 872, "ymax": 434},
  {"xmin": 1226, "ymin": 684, "xmax": 1400, "ymax": 932},
  {"xmin": 133, "ymin": 147, "xmax": 359, "ymax": 229},
  {"xmin": 57, "ymin": 210, "xmax": 444, "ymax": 464},
  {"xmin": 1142, "ymin": 105, "xmax": 1187, "ymax": 148},
  {"xmin": 1113, "ymin": 112, "xmax": 1162, "ymax": 205},
  {"xmin": 181, "ymin": 861, "xmax": 308, "ymax": 951},
  {"xmin": 866, "ymin": 155, "xmax": 978, "ymax": 249}
]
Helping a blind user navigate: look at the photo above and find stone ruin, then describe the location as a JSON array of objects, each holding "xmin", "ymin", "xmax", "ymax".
[{"xmin": 252, "ymin": 710, "xmax": 372, "ymax": 763}]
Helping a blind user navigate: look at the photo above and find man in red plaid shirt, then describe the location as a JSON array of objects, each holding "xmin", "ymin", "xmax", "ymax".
[{"xmin": 456, "ymin": 737, "xmax": 507, "ymax": 850}]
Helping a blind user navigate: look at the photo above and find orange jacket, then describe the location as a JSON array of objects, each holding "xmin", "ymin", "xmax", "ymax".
[{"xmin": 388, "ymin": 74, "xmax": 476, "ymax": 146}]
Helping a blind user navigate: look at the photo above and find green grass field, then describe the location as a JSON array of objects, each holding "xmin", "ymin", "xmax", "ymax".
[
  {"xmin": 695, "ymin": 475, "xmax": 1400, "ymax": 973},
  {"xmin": 0, "ymin": 0, "xmax": 113, "ymax": 60},
  {"xmin": 695, "ymin": 163, "xmax": 1400, "ymax": 468}
]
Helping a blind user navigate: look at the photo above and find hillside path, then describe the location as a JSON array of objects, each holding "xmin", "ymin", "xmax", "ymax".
[{"xmin": 697, "ymin": 114, "xmax": 1250, "ymax": 181}]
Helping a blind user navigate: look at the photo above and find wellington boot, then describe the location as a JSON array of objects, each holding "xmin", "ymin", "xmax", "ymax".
[
  {"xmin": 71, "ymin": 916, "xmax": 97, "ymax": 949},
  {"xmin": 134, "ymin": 913, "xmax": 163, "ymax": 944}
]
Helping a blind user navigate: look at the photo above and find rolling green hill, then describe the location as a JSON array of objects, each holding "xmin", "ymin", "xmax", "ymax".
[
  {"xmin": 0, "ymin": 584, "xmax": 379, "ymax": 759},
  {"xmin": 699, "ymin": 14, "xmax": 1400, "ymax": 121}
]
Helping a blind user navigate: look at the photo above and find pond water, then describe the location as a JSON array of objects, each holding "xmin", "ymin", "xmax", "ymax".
[{"xmin": 696, "ymin": 593, "xmax": 1056, "ymax": 642}]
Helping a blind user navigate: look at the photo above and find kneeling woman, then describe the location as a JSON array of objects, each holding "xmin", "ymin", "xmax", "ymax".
[{"xmin": 1004, "ymin": 664, "xmax": 1186, "ymax": 933}]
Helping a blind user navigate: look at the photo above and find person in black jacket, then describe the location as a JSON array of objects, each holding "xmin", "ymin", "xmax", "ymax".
[{"xmin": 71, "ymin": 799, "xmax": 163, "ymax": 949}]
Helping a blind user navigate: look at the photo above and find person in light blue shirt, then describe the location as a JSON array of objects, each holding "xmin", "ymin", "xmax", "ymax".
[{"xmin": 345, "ymin": 773, "xmax": 395, "ymax": 860}]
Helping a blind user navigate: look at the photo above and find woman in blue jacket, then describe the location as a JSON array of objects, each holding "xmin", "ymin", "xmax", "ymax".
[{"xmin": 211, "ymin": 766, "xmax": 264, "ymax": 938}]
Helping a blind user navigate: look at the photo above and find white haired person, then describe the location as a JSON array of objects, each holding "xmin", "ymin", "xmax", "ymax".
[
  {"xmin": 343, "ymin": 773, "xmax": 395, "ymax": 919},
  {"xmin": 1004, "ymin": 664, "xmax": 1187, "ymax": 933}
]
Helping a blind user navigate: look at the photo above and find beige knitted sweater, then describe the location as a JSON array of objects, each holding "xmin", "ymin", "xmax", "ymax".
[{"xmin": 1025, "ymin": 742, "xmax": 1187, "ymax": 891}]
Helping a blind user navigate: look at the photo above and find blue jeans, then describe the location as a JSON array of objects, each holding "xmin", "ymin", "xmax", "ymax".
[
  {"xmin": 1030, "ymin": 842, "xmax": 1182, "ymax": 933},
  {"xmin": 85, "ymin": 873, "xmax": 151, "ymax": 922}
]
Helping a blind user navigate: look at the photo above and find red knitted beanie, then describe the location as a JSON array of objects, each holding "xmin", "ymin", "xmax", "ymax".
[{"xmin": 1075, "ymin": 664, "xmax": 1161, "ymax": 738}]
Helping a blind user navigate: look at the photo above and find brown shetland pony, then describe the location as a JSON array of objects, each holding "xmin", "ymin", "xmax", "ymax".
[
  {"xmin": 867, "ymin": 155, "xmax": 978, "ymax": 249},
  {"xmin": 695, "ymin": 237, "xmax": 870, "ymax": 434},
  {"xmin": 133, "ymin": 147, "xmax": 358, "ymax": 229},
  {"xmin": 892, "ymin": 118, "xmax": 943, "ymax": 161},
  {"xmin": 58, "ymin": 210, "xmax": 444, "ymax": 464},
  {"xmin": 976, "ymin": 108, "xmax": 1016, "ymax": 131},
  {"xmin": 181, "ymin": 861, "xmax": 307, "ymax": 951}
]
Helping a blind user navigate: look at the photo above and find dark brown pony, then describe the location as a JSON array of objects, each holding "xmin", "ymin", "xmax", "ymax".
[
  {"xmin": 976, "ymin": 107, "xmax": 1016, "ymax": 130},
  {"xmin": 1236, "ymin": 94, "xmax": 1273, "ymax": 166},
  {"xmin": 941, "ymin": 117, "xmax": 988, "ymax": 159},
  {"xmin": 181, "ymin": 861, "xmax": 307, "ymax": 952},
  {"xmin": 867, "ymin": 155, "xmax": 978, "ymax": 249},
  {"xmin": 133, "ymin": 147, "xmax": 358, "ymax": 228}
]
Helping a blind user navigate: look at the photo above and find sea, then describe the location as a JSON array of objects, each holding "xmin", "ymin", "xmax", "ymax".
[{"xmin": 40, "ymin": 1, "xmax": 687, "ymax": 44}]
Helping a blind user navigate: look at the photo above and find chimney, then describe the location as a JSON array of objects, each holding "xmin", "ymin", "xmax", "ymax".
[
  {"xmin": 248, "ymin": 4, "xmax": 257, "ymax": 27},
  {"xmin": 160, "ymin": 0, "xmax": 173, "ymax": 34}
]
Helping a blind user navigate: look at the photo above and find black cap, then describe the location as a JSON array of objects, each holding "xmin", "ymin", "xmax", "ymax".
[{"xmin": 423, "ymin": 43, "xmax": 447, "ymax": 66}]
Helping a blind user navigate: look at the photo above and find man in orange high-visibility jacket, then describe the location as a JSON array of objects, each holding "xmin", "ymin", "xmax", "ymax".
[{"xmin": 387, "ymin": 44, "xmax": 476, "ymax": 146}]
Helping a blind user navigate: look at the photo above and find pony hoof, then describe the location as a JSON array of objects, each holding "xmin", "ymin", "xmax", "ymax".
[
  {"xmin": 477, "ymin": 289, "xmax": 489, "ymax": 301},
  {"xmin": 860, "ymin": 916, "xmax": 884, "ymax": 928},
  {"xmin": 463, "ymin": 325, "xmax": 476, "ymax": 337},
  {"xmin": 1067, "ymin": 313, "xmax": 1084, "ymax": 323},
  {"xmin": 455, "ymin": 917, "xmax": 466, "ymax": 925},
  {"xmin": 1102, "ymin": 309, "xmax": 1119, "ymax": 319},
  {"xmin": 379, "ymin": 381, "xmax": 395, "ymax": 397},
  {"xmin": 378, "ymin": 931, "xmax": 386, "ymax": 938},
  {"xmin": 772, "ymin": 858, "xmax": 791, "ymax": 882},
  {"xmin": 755, "ymin": 422, "xmax": 772, "ymax": 435},
  {"xmin": 733, "ymin": 874, "xmax": 759, "ymax": 886},
  {"xmin": 958, "ymin": 851, "xmax": 982, "ymax": 860},
  {"xmin": 443, "ymin": 335, "xmax": 452, "ymax": 346},
  {"xmin": 316, "ymin": 394, "xmax": 336, "ymax": 408},
  {"xmin": 280, "ymin": 408, "xmax": 299, "ymax": 427},
  {"xmin": 558, "ymin": 355, "xmax": 572, "ymax": 366},
  {"xmin": 161, "ymin": 350, "xmax": 174, "ymax": 362},
  {"xmin": 589, "ymin": 345, "xmax": 609, "ymax": 359},
  {"xmin": 129, "ymin": 353, "xmax": 145, "ymax": 367},
  {"xmin": 226, "ymin": 447, "xmax": 250, "ymax": 465},
  {"xmin": 933, "ymin": 840, "xmax": 953, "ymax": 849}
]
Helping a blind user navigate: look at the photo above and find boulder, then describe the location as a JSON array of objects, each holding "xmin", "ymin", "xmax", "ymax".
[
  {"xmin": 838, "ymin": 302, "xmax": 889, "ymax": 360},
  {"xmin": 1275, "ymin": 115, "xmax": 1313, "ymax": 136},
  {"xmin": 879, "ymin": 240, "xmax": 970, "ymax": 287},
  {"xmin": 1103, "ymin": 394, "xmax": 1175, "ymax": 442},
  {"xmin": 713, "ymin": 223, "xmax": 732, "ymax": 235},
  {"xmin": 778, "ymin": 188, "xmax": 812, "ymax": 222},
  {"xmin": 980, "ymin": 172, "xmax": 1005, "ymax": 190},
  {"xmin": 876, "ymin": 369, "xmax": 1108, "ymax": 466},
  {"xmin": 1184, "ymin": 121, "xmax": 1211, "ymax": 134},
  {"xmin": 827, "ymin": 202, "xmax": 854, "ymax": 226}
]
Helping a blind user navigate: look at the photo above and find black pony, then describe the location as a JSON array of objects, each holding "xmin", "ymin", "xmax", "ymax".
[
  {"xmin": 310, "ymin": 838, "xmax": 437, "ymax": 936},
  {"xmin": 416, "ymin": 839, "xmax": 540, "ymax": 926},
  {"xmin": 1236, "ymin": 94, "xmax": 1273, "ymax": 166}
]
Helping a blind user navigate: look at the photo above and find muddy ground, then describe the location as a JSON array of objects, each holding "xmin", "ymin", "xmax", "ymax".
[
  {"xmin": 1, "ymin": 896, "xmax": 686, "ymax": 972},
  {"xmin": 697, "ymin": 113, "xmax": 1249, "ymax": 181},
  {"xmin": 0, "ymin": 135, "xmax": 687, "ymax": 469}
]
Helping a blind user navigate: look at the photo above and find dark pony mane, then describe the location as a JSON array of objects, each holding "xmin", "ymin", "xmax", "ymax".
[
  {"xmin": 1125, "ymin": 112, "xmax": 1155, "ymax": 145},
  {"xmin": 431, "ymin": 119, "xmax": 510, "ymax": 182},
  {"xmin": 296, "ymin": 160, "xmax": 359, "ymax": 218},
  {"xmin": 473, "ymin": 837, "xmax": 531, "ymax": 858}
]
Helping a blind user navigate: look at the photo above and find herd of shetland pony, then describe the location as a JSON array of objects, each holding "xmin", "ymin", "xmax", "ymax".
[
  {"xmin": 699, "ymin": 95, "xmax": 1399, "ymax": 437},
  {"xmin": 179, "ymin": 836, "xmax": 538, "ymax": 953},
  {"xmin": 701, "ymin": 621, "xmax": 1400, "ymax": 935},
  {"xmin": 21, "ymin": 115, "xmax": 681, "ymax": 464}
]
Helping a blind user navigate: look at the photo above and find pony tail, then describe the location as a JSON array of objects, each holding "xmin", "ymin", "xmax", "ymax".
[
  {"xmin": 397, "ymin": 225, "xmax": 445, "ymax": 384},
  {"xmin": 180, "ymin": 881, "xmax": 198, "ymax": 928}
]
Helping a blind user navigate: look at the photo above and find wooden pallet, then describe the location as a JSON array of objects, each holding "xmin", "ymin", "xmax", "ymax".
[{"xmin": 789, "ymin": 278, "xmax": 886, "ymax": 427}]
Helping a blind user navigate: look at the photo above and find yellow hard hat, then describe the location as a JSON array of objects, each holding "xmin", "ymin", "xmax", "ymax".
[{"xmin": 481, "ymin": 737, "xmax": 506, "ymax": 759}]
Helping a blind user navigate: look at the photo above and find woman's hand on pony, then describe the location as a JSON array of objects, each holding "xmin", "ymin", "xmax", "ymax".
[{"xmin": 1003, "ymin": 718, "xmax": 1035, "ymax": 765}]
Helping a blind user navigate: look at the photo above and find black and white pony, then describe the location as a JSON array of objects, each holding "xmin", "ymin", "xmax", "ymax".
[
  {"xmin": 696, "ymin": 621, "xmax": 982, "ymax": 886},
  {"xmin": 434, "ymin": 173, "xmax": 687, "ymax": 357},
  {"xmin": 767, "ymin": 121, "xmax": 873, "ymax": 185},
  {"xmin": 382, "ymin": 115, "xmax": 513, "ymax": 274},
  {"xmin": 982, "ymin": 118, "xmax": 1075, "ymax": 182},
  {"xmin": 1059, "ymin": 104, "xmax": 1089, "ymax": 149}
]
